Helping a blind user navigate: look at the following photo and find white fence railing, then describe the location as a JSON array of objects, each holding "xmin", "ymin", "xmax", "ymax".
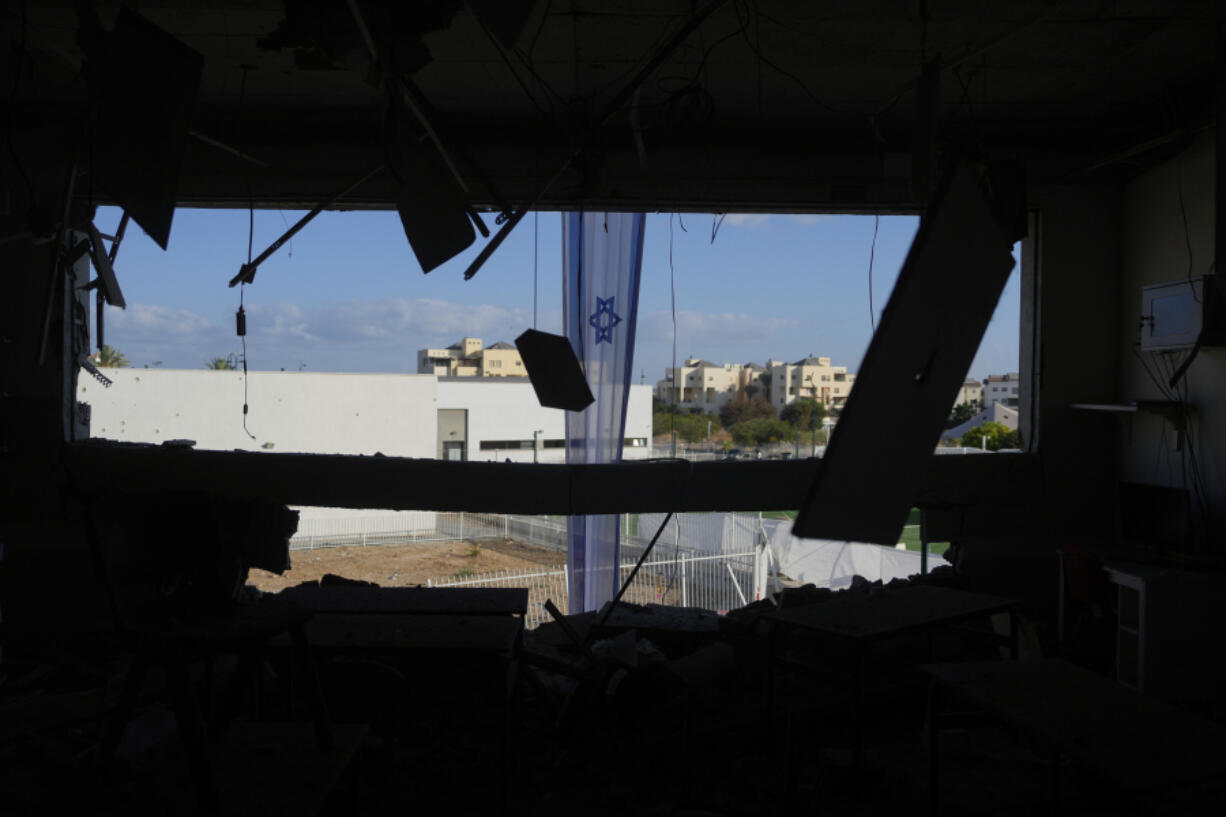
[
  {"xmin": 289, "ymin": 510, "xmax": 761, "ymax": 555},
  {"xmin": 427, "ymin": 549, "xmax": 759, "ymax": 628}
]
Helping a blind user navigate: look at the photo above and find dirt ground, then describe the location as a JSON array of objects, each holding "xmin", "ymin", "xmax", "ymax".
[{"xmin": 247, "ymin": 538, "xmax": 567, "ymax": 592}]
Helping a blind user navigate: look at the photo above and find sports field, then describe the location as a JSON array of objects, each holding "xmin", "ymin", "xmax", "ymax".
[{"xmin": 761, "ymin": 508, "xmax": 950, "ymax": 555}]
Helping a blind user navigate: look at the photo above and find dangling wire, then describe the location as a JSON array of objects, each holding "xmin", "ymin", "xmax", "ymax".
[
  {"xmin": 1175, "ymin": 154, "xmax": 1200, "ymax": 303},
  {"xmin": 669, "ymin": 213, "xmax": 679, "ymax": 455},
  {"xmin": 669, "ymin": 213, "xmax": 678, "ymax": 380},
  {"xmin": 533, "ymin": 210, "xmax": 539, "ymax": 330},
  {"xmin": 239, "ymin": 289, "xmax": 255, "ymax": 440},
  {"xmin": 867, "ymin": 213, "xmax": 880, "ymax": 334},
  {"xmin": 237, "ymin": 64, "xmax": 256, "ymax": 440}
]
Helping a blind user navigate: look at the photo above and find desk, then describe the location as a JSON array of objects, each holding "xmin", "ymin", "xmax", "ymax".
[
  {"xmin": 924, "ymin": 659, "xmax": 1226, "ymax": 814},
  {"xmin": 765, "ymin": 585, "xmax": 1017, "ymax": 765}
]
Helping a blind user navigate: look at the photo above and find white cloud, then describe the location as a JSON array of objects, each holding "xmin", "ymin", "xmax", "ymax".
[
  {"xmin": 248, "ymin": 302, "xmax": 316, "ymax": 342},
  {"xmin": 787, "ymin": 214, "xmax": 830, "ymax": 225},
  {"xmin": 638, "ymin": 309, "xmax": 802, "ymax": 344},
  {"xmin": 720, "ymin": 213, "xmax": 771, "ymax": 228},
  {"xmin": 308, "ymin": 299, "xmax": 538, "ymax": 345},
  {"xmin": 108, "ymin": 303, "xmax": 214, "ymax": 337},
  {"xmin": 102, "ymin": 298, "xmax": 829, "ymax": 376}
]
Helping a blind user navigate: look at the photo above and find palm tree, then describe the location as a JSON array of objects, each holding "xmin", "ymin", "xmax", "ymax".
[
  {"xmin": 96, "ymin": 345, "xmax": 130, "ymax": 368},
  {"xmin": 204, "ymin": 354, "xmax": 239, "ymax": 370}
]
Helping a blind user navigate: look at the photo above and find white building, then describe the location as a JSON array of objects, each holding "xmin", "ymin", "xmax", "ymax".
[
  {"xmin": 79, "ymin": 369, "xmax": 651, "ymax": 465},
  {"xmin": 439, "ymin": 377, "xmax": 651, "ymax": 463},
  {"xmin": 941, "ymin": 401, "xmax": 1019, "ymax": 441},
  {"xmin": 983, "ymin": 372, "xmax": 1020, "ymax": 408},
  {"xmin": 768, "ymin": 357, "xmax": 856, "ymax": 412}
]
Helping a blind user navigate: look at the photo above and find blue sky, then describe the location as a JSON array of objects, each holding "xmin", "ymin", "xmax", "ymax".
[{"xmin": 95, "ymin": 206, "xmax": 1020, "ymax": 383}]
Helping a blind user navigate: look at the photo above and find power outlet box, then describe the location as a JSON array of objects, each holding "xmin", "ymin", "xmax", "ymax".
[{"xmin": 1140, "ymin": 276, "xmax": 1226, "ymax": 350}]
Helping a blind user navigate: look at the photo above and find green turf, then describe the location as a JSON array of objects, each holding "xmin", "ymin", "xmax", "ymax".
[{"xmin": 760, "ymin": 509, "xmax": 946, "ymax": 553}]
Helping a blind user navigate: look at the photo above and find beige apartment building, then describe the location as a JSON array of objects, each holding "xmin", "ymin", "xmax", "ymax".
[
  {"xmin": 416, "ymin": 337, "xmax": 526, "ymax": 377},
  {"xmin": 769, "ymin": 356, "xmax": 856, "ymax": 412},
  {"xmin": 656, "ymin": 359, "xmax": 768, "ymax": 411},
  {"xmin": 955, "ymin": 378, "xmax": 983, "ymax": 406}
]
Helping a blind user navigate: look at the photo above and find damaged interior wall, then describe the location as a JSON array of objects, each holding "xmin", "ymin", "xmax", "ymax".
[
  {"xmin": 1119, "ymin": 131, "xmax": 1225, "ymax": 541},
  {"xmin": 5, "ymin": 4, "xmax": 1226, "ymax": 813}
]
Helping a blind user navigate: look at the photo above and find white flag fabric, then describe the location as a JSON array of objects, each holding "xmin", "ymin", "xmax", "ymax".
[{"xmin": 562, "ymin": 212, "xmax": 646, "ymax": 613}]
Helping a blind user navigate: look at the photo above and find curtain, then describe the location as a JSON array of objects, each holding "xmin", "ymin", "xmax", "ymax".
[{"xmin": 562, "ymin": 211, "xmax": 646, "ymax": 613}]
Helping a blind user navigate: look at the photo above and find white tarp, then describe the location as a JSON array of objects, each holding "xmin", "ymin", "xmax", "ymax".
[{"xmin": 765, "ymin": 517, "xmax": 947, "ymax": 589}]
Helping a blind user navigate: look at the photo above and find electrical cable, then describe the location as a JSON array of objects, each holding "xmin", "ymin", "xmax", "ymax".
[
  {"xmin": 732, "ymin": 0, "xmax": 858, "ymax": 117},
  {"xmin": 236, "ymin": 65, "xmax": 255, "ymax": 440},
  {"xmin": 533, "ymin": 210, "xmax": 539, "ymax": 330},
  {"xmin": 476, "ymin": 15, "xmax": 556, "ymax": 120},
  {"xmin": 868, "ymin": 213, "xmax": 880, "ymax": 333},
  {"xmin": 669, "ymin": 213, "xmax": 679, "ymax": 451},
  {"xmin": 526, "ymin": 0, "xmax": 553, "ymax": 68},
  {"xmin": 239, "ymin": 282, "xmax": 254, "ymax": 441},
  {"xmin": 1174, "ymin": 153, "xmax": 1200, "ymax": 302}
]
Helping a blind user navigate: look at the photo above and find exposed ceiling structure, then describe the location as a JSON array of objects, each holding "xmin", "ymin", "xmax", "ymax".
[{"xmin": 8, "ymin": 0, "xmax": 1222, "ymax": 216}]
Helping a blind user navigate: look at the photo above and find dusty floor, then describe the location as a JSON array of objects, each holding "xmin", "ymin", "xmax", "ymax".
[{"xmin": 247, "ymin": 538, "xmax": 567, "ymax": 592}]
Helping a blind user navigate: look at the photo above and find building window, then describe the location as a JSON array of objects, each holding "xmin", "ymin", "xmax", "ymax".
[{"xmin": 479, "ymin": 440, "xmax": 533, "ymax": 450}]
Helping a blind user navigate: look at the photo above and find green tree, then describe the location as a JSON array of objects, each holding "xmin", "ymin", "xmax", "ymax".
[
  {"xmin": 780, "ymin": 399, "xmax": 827, "ymax": 432},
  {"xmin": 652, "ymin": 396, "xmax": 680, "ymax": 415},
  {"xmin": 758, "ymin": 371, "xmax": 772, "ymax": 392},
  {"xmin": 960, "ymin": 421, "xmax": 1019, "ymax": 451},
  {"xmin": 205, "ymin": 355, "xmax": 239, "ymax": 370},
  {"xmin": 946, "ymin": 401, "xmax": 980, "ymax": 429},
  {"xmin": 729, "ymin": 417, "xmax": 795, "ymax": 445},
  {"xmin": 653, "ymin": 411, "xmax": 715, "ymax": 442},
  {"xmin": 96, "ymin": 345, "xmax": 130, "ymax": 368},
  {"xmin": 719, "ymin": 397, "xmax": 775, "ymax": 428}
]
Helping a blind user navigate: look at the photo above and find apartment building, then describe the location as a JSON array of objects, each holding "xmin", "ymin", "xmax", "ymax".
[
  {"xmin": 416, "ymin": 337, "xmax": 526, "ymax": 377},
  {"xmin": 769, "ymin": 356, "xmax": 856, "ymax": 411},
  {"xmin": 955, "ymin": 378, "xmax": 983, "ymax": 406},
  {"xmin": 657, "ymin": 359, "xmax": 746, "ymax": 410},
  {"xmin": 983, "ymin": 372, "xmax": 1020, "ymax": 407}
]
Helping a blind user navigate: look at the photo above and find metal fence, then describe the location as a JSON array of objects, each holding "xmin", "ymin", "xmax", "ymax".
[
  {"xmin": 288, "ymin": 509, "xmax": 771, "ymax": 625},
  {"xmin": 426, "ymin": 548, "xmax": 758, "ymax": 629},
  {"xmin": 289, "ymin": 510, "xmax": 698, "ymax": 553},
  {"xmin": 288, "ymin": 511, "xmax": 549, "ymax": 551}
]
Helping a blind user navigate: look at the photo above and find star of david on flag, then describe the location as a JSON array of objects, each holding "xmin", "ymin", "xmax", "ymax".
[
  {"xmin": 588, "ymin": 296, "xmax": 622, "ymax": 344},
  {"xmin": 563, "ymin": 212, "xmax": 646, "ymax": 613}
]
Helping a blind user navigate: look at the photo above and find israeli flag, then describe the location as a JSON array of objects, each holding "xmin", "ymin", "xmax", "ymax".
[{"xmin": 562, "ymin": 212, "xmax": 646, "ymax": 613}]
